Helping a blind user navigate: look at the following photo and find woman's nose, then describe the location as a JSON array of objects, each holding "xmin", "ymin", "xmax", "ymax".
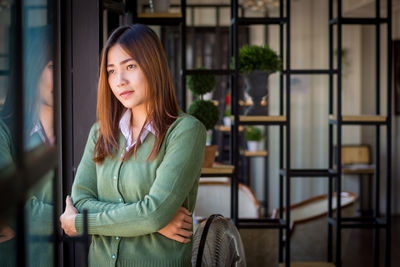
[{"xmin": 116, "ymin": 72, "xmax": 128, "ymax": 87}]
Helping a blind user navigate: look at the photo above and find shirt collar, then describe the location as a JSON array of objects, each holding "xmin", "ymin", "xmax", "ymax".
[{"xmin": 119, "ymin": 109, "xmax": 155, "ymax": 149}]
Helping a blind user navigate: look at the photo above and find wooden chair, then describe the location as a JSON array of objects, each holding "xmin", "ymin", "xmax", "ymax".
[{"xmin": 340, "ymin": 145, "xmax": 374, "ymax": 215}]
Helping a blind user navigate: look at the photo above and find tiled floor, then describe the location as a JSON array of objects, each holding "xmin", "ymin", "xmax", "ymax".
[{"xmin": 342, "ymin": 216, "xmax": 400, "ymax": 267}]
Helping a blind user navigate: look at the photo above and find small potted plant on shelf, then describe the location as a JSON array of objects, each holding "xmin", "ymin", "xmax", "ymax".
[
  {"xmin": 235, "ymin": 45, "xmax": 282, "ymax": 115},
  {"xmin": 244, "ymin": 126, "xmax": 263, "ymax": 152},
  {"xmin": 223, "ymin": 93, "xmax": 231, "ymax": 127},
  {"xmin": 187, "ymin": 67, "xmax": 219, "ymax": 168}
]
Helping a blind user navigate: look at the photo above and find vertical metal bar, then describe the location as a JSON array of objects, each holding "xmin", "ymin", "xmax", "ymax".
[
  {"xmin": 336, "ymin": 0, "xmax": 343, "ymax": 266},
  {"xmin": 99, "ymin": 0, "xmax": 103, "ymax": 48},
  {"xmin": 83, "ymin": 209, "xmax": 89, "ymax": 267},
  {"xmin": 285, "ymin": 0, "xmax": 291, "ymax": 266},
  {"xmin": 328, "ymin": 0, "xmax": 334, "ymax": 262},
  {"xmin": 373, "ymin": 2, "xmax": 381, "ymax": 266},
  {"xmin": 131, "ymin": 0, "xmax": 137, "ymax": 22},
  {"xmin": 14, "ymin": 0, "xmax": 26, "ymax": 265},
  {"xmin": 53, "ymin": 0, "xmax": 62, "ymax": 266},
  {"xmin": 278, "ymin": 0, "xmax": 284, "ymax": 262},
  {"xmin": 180, "ymin": 0, "xmax": 187, "ymax": 111},
  {"xmin": 230, "ymin": 0, "xmax": 239, "ymax": 225},
  {"xmin": 359, "ymin": 174, "xmax": 364, "ymax": 212},
  {"xmin": 385, "ymin": 1, "xmax": 392, "ymax": 266}
]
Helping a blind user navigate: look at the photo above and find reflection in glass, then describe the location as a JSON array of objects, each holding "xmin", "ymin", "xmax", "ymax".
[
  {"xmin": 0, "ymin": 1, "xmax": 55, "ymax": 265},
  {"xmin": 23, "ymin": 27, "xmax": 54, "ymax": 151},
  {"xmin": 22, "ymin": 1, "xmax": 55, "ymax": 265},
  {"xmin": 0, "ymin": 0, "xmax": 17, "ymax": 266},
  {"xmin": 25, "ymin": 170, "xmax": 54, "ymax": 267}
]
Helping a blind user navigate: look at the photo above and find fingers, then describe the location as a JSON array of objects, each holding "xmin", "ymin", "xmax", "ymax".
[
  {"xmin": 65, "ymin": 196, "xmax": 79, "ymax": 214},
  {"xmin": 66, "ymin": 195, "xmax": 73, "ymax": 207},
  {"xmin": 181, "ymin": 221, "xmax": 192, "ymax": 230},
  {"xmin": 177, "ymin": 228, "xmax": 192, "ymax": 238},
  {"xmin": 178, "ymin": 207, "xmax": 191, "ymax": 216},
  {"xmin": 172, "ymin": 234, "xmax": 191, "ymax": 244},
  {"xmin": 183, "ymin": 214, "xmax": 193, "ymax": 224}
]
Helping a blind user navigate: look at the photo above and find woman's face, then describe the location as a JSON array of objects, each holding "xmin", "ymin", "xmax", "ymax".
[
  {"xmin": 107, "ymin": 44, "xmax": 148, "ymax": 112},
  {"xmin": 38, "ymin": 61, "xmax": 54, "ymax": 107}
]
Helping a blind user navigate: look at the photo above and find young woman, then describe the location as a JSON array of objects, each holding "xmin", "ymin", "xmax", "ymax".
[{"xmin": 60, "ymin": 24, "xmax": 206, "ymax": 266}]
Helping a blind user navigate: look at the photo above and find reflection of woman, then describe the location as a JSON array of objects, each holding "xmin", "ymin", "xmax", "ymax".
[
  {"xmin": 60, "ymin": 24, "xmax": 206, "ymax": 266},
  {"xmin": 0, "ymin": 26, "xmax": 54, "ymax": 267}
]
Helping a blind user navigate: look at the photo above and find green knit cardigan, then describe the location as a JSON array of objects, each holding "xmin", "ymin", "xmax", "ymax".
[{"xmin": 71, "ymin": 113, "xmax": 207, "ymax": 267}]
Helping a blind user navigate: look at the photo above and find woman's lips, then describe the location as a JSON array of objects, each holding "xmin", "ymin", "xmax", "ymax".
[{"xmin": 120, "ymin": 90, "xmax": 134, "ymax": 99}]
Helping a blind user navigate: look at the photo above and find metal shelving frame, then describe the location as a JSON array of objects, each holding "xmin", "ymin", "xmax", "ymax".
[
  {"xmin": 327, "ymin": 0, "xmax": 392, "ymax": 266},
  {"xmin": 230, "ymin": 0, "xmax": 289, "ymax": 266},
  {"xmin": 131, "ymin": 0, "xmax": 393, "ymax": 266}
]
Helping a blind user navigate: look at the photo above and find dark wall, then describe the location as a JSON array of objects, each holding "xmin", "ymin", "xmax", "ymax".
[{"xmin": 62, "ymin": 0, "xmax": 99, "ymax": 265}]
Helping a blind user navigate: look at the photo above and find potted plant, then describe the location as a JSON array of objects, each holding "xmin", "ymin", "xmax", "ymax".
[
  {"xmin": 223, "ymin": 93, "xmax": 231, "ymax": 127},
  {"xmin": 244, "ymin": 126, "xmax": 263, "ymax": 152},
  {"xmin": 187, "ymin": 67, "xmax": 219, "ymax": 168},
  {"xmin": 235, "ymin": 45, "xmax": 282, "ymax": 115}
]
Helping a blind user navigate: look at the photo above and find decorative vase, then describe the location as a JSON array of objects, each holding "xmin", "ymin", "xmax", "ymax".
[
  {"xmin": 243, "ymin": 70, "xmax": 270, "ymax": 115},
  {"xmin": 202, "ymin": 145, "xmax": 218, "ymax": 168},
  {"xmin": 149, "ymin": 0, "xmax": 170, "ymax": 13},
  {"xmin": 247, "ymin": 141, "xmax": 258, "ymax": 152}
]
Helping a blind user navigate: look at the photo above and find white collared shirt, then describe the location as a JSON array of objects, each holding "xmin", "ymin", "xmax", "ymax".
[{"xmin": 119, "ymin": 110, "xmax": 155, "ymax": 151}]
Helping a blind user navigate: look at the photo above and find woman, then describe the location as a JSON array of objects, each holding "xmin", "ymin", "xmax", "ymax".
[{"xmin": 60, "ymin": 24, "xmax": 206, "ymax": 266}]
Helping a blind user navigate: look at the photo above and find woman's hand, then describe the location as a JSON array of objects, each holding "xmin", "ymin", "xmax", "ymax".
[
  {"xmin": 158, "ymin": 207, "xmax": 193, "ymax": 243},
  {"xmin": 60, "ymin": 196, "xmax": 79, "ymax": 236},
  {"xmin": 0, "ymin": 224, "xmax": 15, "ymax": 243}
]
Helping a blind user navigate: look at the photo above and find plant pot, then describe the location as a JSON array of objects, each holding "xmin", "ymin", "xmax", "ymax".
[
  {"xmin": 202, "ymin": 145, "xmax": 218, "ymax": 168},
  {"xmin": 243, "ymin": 70, "xmax": 270, "ymax": 115},
  {"xmin": 223, "ymin": 116, "xmax": 231, "ymax": 127},
  {"xmin": 149, "ymin": 0, "xmax": 170, "ymax": 13},
  {"xmin": 247, "ymin": 141, "xmax": 259, "ymax": 152}
]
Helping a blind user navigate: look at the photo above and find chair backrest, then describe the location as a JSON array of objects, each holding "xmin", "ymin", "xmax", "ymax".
[
  {"xmin": 341, "ymin": 145, "xmax": 371, "ymax": 165},
  {"xmin": 194, "ymin": 178, "xmax": 261, "ymax": 219}
]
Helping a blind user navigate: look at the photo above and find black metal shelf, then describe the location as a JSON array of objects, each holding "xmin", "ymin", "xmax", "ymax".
[
  {"xmin": 237, "ymin": 115, "xmax": 287, "ymax": 126},
  {"xmin": 327, "ymin": 217, "xmax": 387, "ymax": 229},
  {"xmin": 328, "ymin": 0, "xmax": 392, "ymax": 266},
  {"xmin": 279, "ymin": 168, "xmax": 338, "ymax": 177},
  {"xmin": 232, "ymin": 17, "xmax": 288, "ymax": 25},
  {"xmin": 282, "ymin": 69, "xmax": 338, "ymax": 75},
  {"xmin": 330, "ymin": 17, "xmax": 389, "ymax": 25},
  {"xmin": 328, "ymin": 115, "xmax": 388, "ymax": 125},
  {"xmin": 238, "ymin": 218, "xmax": 286, "ymax": 229},
  {"xmin": 133, "ymin": 16, "xmax": 184, "ymax": 25}
]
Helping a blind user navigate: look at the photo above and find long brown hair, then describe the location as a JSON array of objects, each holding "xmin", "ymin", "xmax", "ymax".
[{"xmin": 94, "ymin": 24, "xmax": 179, "ymax": 164}]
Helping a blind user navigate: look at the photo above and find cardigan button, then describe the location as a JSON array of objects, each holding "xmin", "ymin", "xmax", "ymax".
[
  {"xmin": 119, "ymin": 198, "xmax": 123, "ymax": 202},
  {"xmin": 113, "ymin": 175, "xmax": 117, "ymax": 180},
  {"xmin": 116, "ymin": 236, "xmax": 120, "ymax": 240},
  {"xmin": 112, "ymin": 253, "xmax": 116, "ymax": 259}
]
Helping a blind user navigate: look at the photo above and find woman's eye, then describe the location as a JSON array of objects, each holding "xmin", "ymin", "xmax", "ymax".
[
  {"xmin": 127, "ymin": 64, "xmax": 135, "ymax": 70},
  {"xmin": 108, "ymin": 69, "xmax": 114, "ymax": 74}
]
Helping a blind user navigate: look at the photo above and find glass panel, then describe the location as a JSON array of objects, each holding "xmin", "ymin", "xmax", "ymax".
[
  {"xmin": 0, "ymin": 3, "xmax": 17, "ymax": 265},
  {"xmin": 0, "ymin": 0, "xmax": 14, "ymax": 170},
  {"xmin": 23, "ymin": 0, "xmax": 55, "ymax": 151},
  {"xmin": 25, "ymin": 170, "xmax": 54, "ymax": 266}
]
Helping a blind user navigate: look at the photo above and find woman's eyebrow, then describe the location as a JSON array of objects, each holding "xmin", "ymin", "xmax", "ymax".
[{"xmin": 107, "ymin": 58, "xmax": 135, "ymax": 67}]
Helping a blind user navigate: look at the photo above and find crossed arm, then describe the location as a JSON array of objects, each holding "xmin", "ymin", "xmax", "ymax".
[{"xmin": 60, "ymin": 119, "xmax": 206, "ymax": 242}]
